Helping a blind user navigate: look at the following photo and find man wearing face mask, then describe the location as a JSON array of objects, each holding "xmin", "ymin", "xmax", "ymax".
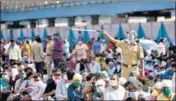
[
  {"xmin": 52, "ymin": 33, "xmax": 64, "ymax": 69},
  {"xmin": 56, "ymin": 69, "xmax": 74, "ymax": 100},
  {"xmin": 104, "ymin": 75, "xmax": 126, "ymax": 100},
  {"xmin": 21, "ymin": 73, "xmax": 46, "ymax": 100},
  {"xmin": 100, "ymin": 30, "xmax": 144, "ymax": 79},
  {"xmin": 42, "ymin": 69, "xmax": 61, "ymax": 99},
  {"xmin": 14, "ymin": 70, "xmax": 26, "ymax": 92},
  {"xmin": 8, "ymin": 39, "xmax": 21, "ymax": 65},
  {"xmin": 74, "ymin": 39, "xmax": 89, "ymax": 62},
  {"xmin": 157, "ymin": 80, "xmax": 175, "ymax": 100}
]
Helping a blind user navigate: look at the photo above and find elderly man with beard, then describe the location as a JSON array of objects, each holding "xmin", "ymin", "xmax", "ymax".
[
  {"xmin": 99, "ymin": 30, "xmax": 145, "ymax": 79},
  {"xmin": 103, "ymin": 75, "xmax": 126, "ymax": 100}
]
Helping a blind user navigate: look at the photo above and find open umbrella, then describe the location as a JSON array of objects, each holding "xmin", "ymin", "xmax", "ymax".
[
  {"xmin": 137, "ymin": 23, "xmax": 146, "ymax": 39},
  {"xmin": 9, "ymin": 29, "xmax": 14, "ymax": 40},
  {"xmin": 68, "ymin": 28, "xmax": 77, "ymax": 50},
  {"xmin": 116, "ymin": 24, "xmax": 126, "ymax": 40},
  {"xmin": 31, "ymin": 29, "xmax": 35, "ymax": 41},
  {"xmin": 0, "ymin": 30, "xmax": 4, "ymax": 40},
  {"xmin": 98, "ymin": 25, "xmax": 108, "ymax": 43},
  {"xmin": 42, "ymin": 28, "xmax": 48, "ymax": 49},
  {"xmin": 18, "ymin": 29, "xmax": 25, "ymax": 42},
  {"xmin": 156, "ymin": 22, "xmax": 172, "ymax": 45},
  {"xmin": 83, "ymin": 27, "xmax": 90, "ymax": 43}
]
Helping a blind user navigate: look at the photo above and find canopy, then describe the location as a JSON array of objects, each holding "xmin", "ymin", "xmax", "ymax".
[
  {"xmin": 83, "ymin": 27, "xmax": 90, "ymax": 43},
  {"xmin": 18, "ymin": 29, "xmax": 25, "ymax": 42},
  {"xmin": 156, "ymin": 22, "xmax": 172, "ymax": 45},
  {"xmin": 68, "ymin": 29, "xmax": 77, "ymax": 50},
  {"xmin": 0, "ymin": 30, "xmax": 4, "ymax": 40},
  {"xmin": 31, "ymin": 29, "xmax": 35, "ymax": 41},
  {"xmin": 98, "ymin": 25, "xmax": 108, "ymax": 43},
  {"xmin": 137, "ymin": 23, "xmax": 146, "ymax": 39},
  {"xmin": 9, "ymin": 29, "xmax": 14, "ymax": 40},
  {"xmin": 116, "ymin": 24, "xmax": 126, "ymax": 40}
]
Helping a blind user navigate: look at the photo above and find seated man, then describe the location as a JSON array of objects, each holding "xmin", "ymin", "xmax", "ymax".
[
  {"xmin": 21, "ymin": 73, "xmax": 46, "ymax": 100},
  {"xmin": 42, "ymin": 69, "xmax": 61, "ymax": 99}
]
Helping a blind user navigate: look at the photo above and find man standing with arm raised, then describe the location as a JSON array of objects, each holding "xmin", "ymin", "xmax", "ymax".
[{"xmin": 99, "ymin": 30, "xmax": 145, "ymax": 79}]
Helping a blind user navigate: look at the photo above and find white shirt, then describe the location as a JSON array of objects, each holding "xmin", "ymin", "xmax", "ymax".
[
  {"xmin": 89, "ymin": 61, "xmax": 101, "ymax": 73},
  {"xmin": 15, "ymin": 79, "xmax": 24, "ymax": 92},
  {"xmin": 4, "ymin": 43, "xmax": 10, "ymax": 55},
  {"xmin": 8, "ymin": 44, "xmax": 21, "ymax": 61},
  {"xmin": 157, "ymin": 42, "xmax": 166, "ymax": 56},
  {"xmin": 29, "ymin": 81, "xmax": 46, "ymax": 100},
  {"xmin": 104, "ymin": 85, "xmax": 126, "ymax": 100},
  {"xmin": 11, "ymin": 68, "xmax": 19, "ymax": 81},
  {"xmin": 100, "ymin": 43, "xmax": 107, "ymax": 53}
]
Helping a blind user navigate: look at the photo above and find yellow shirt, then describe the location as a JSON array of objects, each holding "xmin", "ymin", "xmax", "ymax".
[
  {"xmin": 115, "ymin": 40, "xmax": 144, "ymax": 65},
  {"xmin": 95, "ymin": 57, "xmax": 107, "ymax": 70},
  {"xmin": 157, "ymin": 93, "xmax": 175, "ymax": 100}
]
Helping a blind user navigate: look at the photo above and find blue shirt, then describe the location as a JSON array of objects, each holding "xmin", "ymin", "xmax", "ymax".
[
  {"xmin": 162, "ymin": 68, "xmax": 174, "ymax": 79},
  {"xmin": 92, "ymin": 42, "xmax": 101, "ymax": 54}
]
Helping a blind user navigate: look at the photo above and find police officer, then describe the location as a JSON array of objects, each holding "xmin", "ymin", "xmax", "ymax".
[{"xmin": 99, "ymin": 30, "xmax": 145, "ymax": 79}]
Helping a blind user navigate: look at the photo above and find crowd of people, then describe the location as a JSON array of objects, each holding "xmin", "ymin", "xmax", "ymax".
[{"xmin": 0, "ymin": 30, "xmax": 176, "ymax": 101}]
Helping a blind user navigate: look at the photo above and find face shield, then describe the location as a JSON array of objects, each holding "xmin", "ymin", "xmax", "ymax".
[{"xmin": 127, "ymin": 30, "xmax": 137, "ymax": 43}]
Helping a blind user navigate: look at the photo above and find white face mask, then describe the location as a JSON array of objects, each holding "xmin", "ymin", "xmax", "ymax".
[
  {"xmin": 63, "ymin": 74, "xmax": 67, "ymax": 80},
  {"xmin": 109, "ymin": 80, "xmax": 118, "ymax": 87},
  {"xmin": 127, "ymin": 33, "xmax": 136, "ymax": 43},
  {"xmin": 96, "ymin": 86, "xmax": 105, "ymax": 93},
  {"xmin": 78, "ymin": 41, "xmax": 83, "ymax": 45}
]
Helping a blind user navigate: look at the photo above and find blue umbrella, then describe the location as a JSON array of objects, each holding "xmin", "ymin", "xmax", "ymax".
[
  {"xmin": 9, "ymin": 29, "xmax": 14, "ymax": 40},
  {"xmin": 156, "ymin": 22, "xmax": 172, "ymax": 44},
  {"xmin": 43, "ymin": 28, "xmax": 48, "ymax": 40},
  {"xmin": 0, "ymin": 30, "xmax": 4, "ymax": 40},
  {"xmin": 68, "ymin": 28, "xmax": 77, "ymax": 50},
  {"xmin": 18, "ymin": 29, "xmax": 25, "ymax": 42},
  {"xmin": 31, "ymin": 29, "xmax": 35, "ymax": 41},
  {"xmin": 116, "ymin": 24, "xmax": 126, "ymax": 40},
  {"xmin": 83, "ymin": 27, "xmax": 90, "ymax": 43},
  {"xmin": 42, "ymin": 28, "xmax": 48, "ymax": 49},
  {"xmin": 98, "ymin": 25, "xmax": 108, "ymax": 43},
  {"xmin": 137, "ymin": 23, "xmax": 146, "ymax": 39}
]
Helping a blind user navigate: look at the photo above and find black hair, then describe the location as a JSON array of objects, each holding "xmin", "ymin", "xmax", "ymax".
[
  {"xmin": 26, "ymin": 72, "xmax": 34, "ymax": 80},
  {"xmin": 67, "ymin": 69, "xmax": 75, "ymax": 80},
  {"xmin": 33, "ymin": 73, "xmax": 41, "ymax": 79},
  {"xmin": 47, "ymin": 35, "xmax": 52, "ymax": 40},
  {"xmin": 10, "ymin": 39, "xmax": 15, "ymax": 43},
  {"xmin": 26, "ymin": 40, "xmax": 29, "ymax": 44},
  {"xmin": 86, "ymin": 73, "xmax": 94, "ymax": 81},
  {"xmin": 54, "ymin": 33, "xmax": 58, "ymax": 36},
  {"xmin": 35, "ymin": 36, "xmax": 42, "ymax": 43}
]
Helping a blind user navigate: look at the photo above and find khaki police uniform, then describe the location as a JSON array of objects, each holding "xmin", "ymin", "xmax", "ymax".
[
  {"xmin": 45, "ymin": 41, "xmax": 54, "ymax": 76},
  {"xmin": 115, "ymin": 40, "xmax": 144, "ymax": 79}
]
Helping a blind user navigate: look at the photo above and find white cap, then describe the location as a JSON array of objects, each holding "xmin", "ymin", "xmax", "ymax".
[
  {"xmin": 73, "ymin": 73, "xmax": 82, "ymax": 82},
  {"xmin": 153, "ymin": 82, "xmax": 163, "ymax": 89},
  {"xmin": 95, "ymin": 79, "xmax": 105, "ymax": 87},
  {"xmin": 162, "ymin": 80, "xmax": 172, "ymax": 88}
]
